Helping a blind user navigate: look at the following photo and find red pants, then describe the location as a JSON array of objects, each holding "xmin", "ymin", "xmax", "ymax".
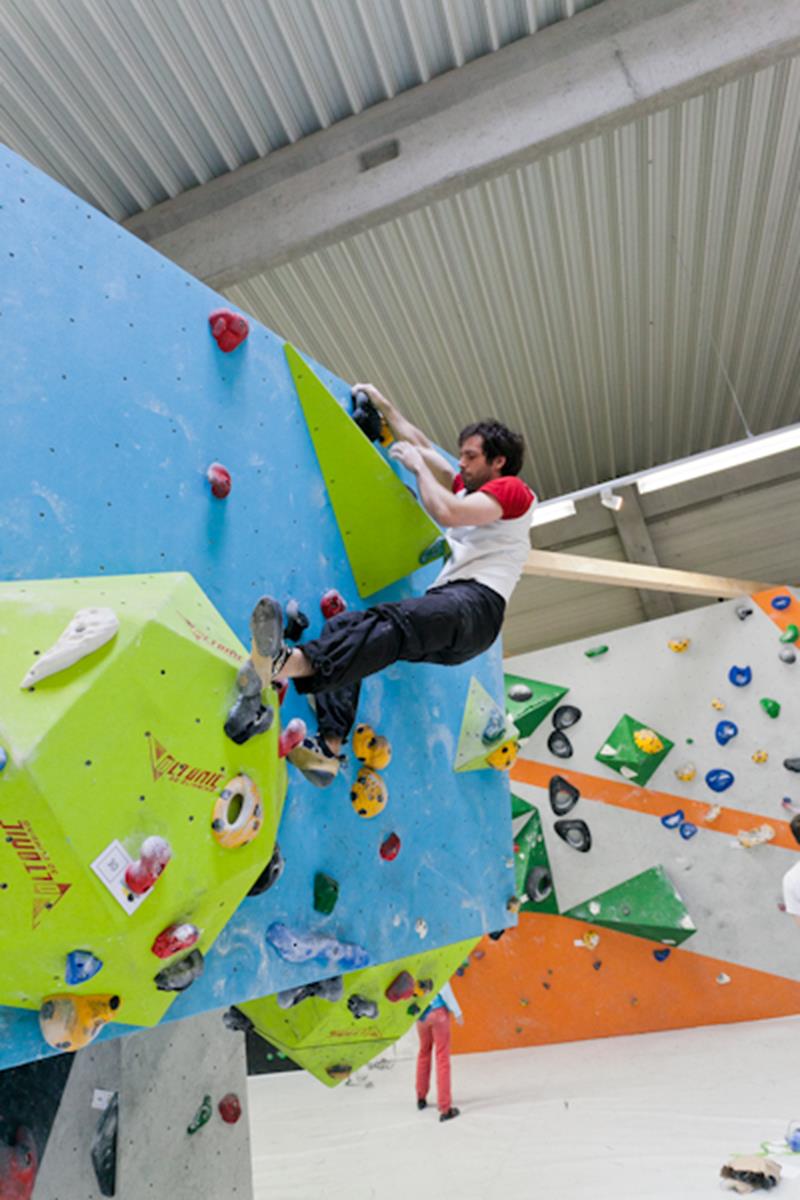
[{"xmin": 416, "ymin": 1007, "xmax": 452, "ymax": 1113}]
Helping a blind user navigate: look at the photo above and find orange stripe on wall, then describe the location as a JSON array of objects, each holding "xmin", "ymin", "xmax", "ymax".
[
  {"xmin": 510, "ymin": 758, "xmax": 799, "ymax": 852},
  {"xmin": 753, "ymin": 585, "xmax": 800, "ymax": 636},
  {"xmin": 451, "ymin": 913, "xmax": 800, "ymax": 1054}
]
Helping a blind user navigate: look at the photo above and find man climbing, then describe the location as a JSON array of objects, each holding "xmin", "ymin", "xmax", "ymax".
[{"xmin": 242, "ymin": 383, "xmax": 535, "ymax": 786}]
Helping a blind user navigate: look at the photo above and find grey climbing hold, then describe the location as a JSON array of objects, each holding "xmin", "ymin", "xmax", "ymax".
[
  {"xmin": 547, "ymin": 730, "xmax": 573, "ymax": 759},
  {"xmin": 508, "ymin": 683, "xmax": 533, "ymax": 702},
  {"xmin": 248, "ymin": 843, "xmax": 285, "ymax": 896},
  {"xmin": 277, "ymin": 975, "xmax": 343, "ymax": 1009},
  {"xmin": 525, "ymin": 865, "xmax": 553, "ymax": 903},
  {"xmin": 735, "ymin": 604, "xmax": 753, "ymax": 621},
  {"xmin": 347, "ymin": 994, "xmax": 379, "ymax": 1020},
  {"xmin": 785, "ymin": 759, "xmax": 800, "ymax": 773},
  {"xmin": 780, "ymin": 648, "xmax": 797, "ymax": 664},
  {"xmin": 154, "ymin": 949, "xmax": 204, "ymax": 992}
]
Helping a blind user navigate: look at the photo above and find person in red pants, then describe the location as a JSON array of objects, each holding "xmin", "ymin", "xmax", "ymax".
[{"xmin": 416, "ymin": 980, "xmax": 463, "ymax": 1122}]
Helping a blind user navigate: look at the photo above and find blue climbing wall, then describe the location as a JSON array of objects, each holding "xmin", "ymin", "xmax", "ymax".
[{"xmin": 0, "ymin": 146, "xmax": 515, "ymax": 1068}]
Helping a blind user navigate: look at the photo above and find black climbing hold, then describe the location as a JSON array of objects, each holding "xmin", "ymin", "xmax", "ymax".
[
  {"xmin": 552, "ymin": 705, "xmax": 582, "ymax": 730},
  {"xmin": 347, "ymin": 994, "xmax": 379, "ymax": 1020},
  {"xmin": 90, "ymin": 1091, "xmax": 118, "ymax": 1197},
  {"xmin": 549, "ymin": 774, "xmax": 580, "ymax": 816},
  {"xmin": 508, "ymin": 683, "xmax": 533, "ymax": 702},
  {"xmin": 791, "ymin": 815, "xmax": 800, "ymax": 847},
  {"xmin": 487, "ymin": 929, "xmax": 506, "ymax": 941},
  {"xmin": 735, "ymin": 604, "xmax": 753, "ymax": 621},
  {"xmin": 223, "ymin": 1006, "xmax": 254, "ymax": 1034},
  {"xmin": 553, "ymin": 819, "xmax": 592, "ymax": 852},
  {"xmin": 547, "ymin": 729, "xmax": 573, "ymax": 758},
  {"xmin": 525, "ymin": 866, "xmax": 553, "ymax": 904},
  {"xmin": 248, "ymin": 843, "xmax": 285, "ymax": 896},
  {"xmin": 154, "ymin": 949, "xmax": 204, "ymax": 992},
  {"xmin": 284, "ymin": 599, "xmax": 309, "ymax": 642},
  {"xmin": 784, "ymin": 759, "xmax": 800, "ymax": 773}
]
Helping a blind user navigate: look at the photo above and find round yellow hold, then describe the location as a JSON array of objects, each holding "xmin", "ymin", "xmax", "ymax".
[
  {"xmin": 350, "ymin": 766, "xmax": 388, "ymax": 819},
  {"xmin": 711, "ymin": 698, "xmax": 725, "ymax": 711},
  {"xmin": 752, "ymin": 749, "xmax": 769, "ymax": 765},
  {"xmin": 352, "ymin": 723, "xmax": 392, "ymax": 770},
  {"xmin": 668, "ymin": 638, "xmax": 691, "ymax": 653},
  {"xmin": 211, "ymin": 774, "xmax": 263, "ymax": 849},
  {"xmin": 487, "ymin": 737, "xmax": 519, "ymax": 770},
  {"xmin": 633, "ymin": 728, "xmax": 664, "ymax": 755},
  {"xmin": 675, "ymin": 762, "xmax": 697, "ymax": 782}
]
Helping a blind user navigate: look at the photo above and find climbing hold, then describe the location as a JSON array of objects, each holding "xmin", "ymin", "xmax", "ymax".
[
  {"xmin": 711, "ymin": 697, "xmax": 726, "ymax": 711},
  {"xmin": 705, "ymin": 769, "xmax": 734, "ymax": 793},
  {"xmin": 151, "ymin": 923, "xmax": 200, "ymax": 959},
  {"xmin": 266, "ymin": 923, "xmax": 369, "ymax": 970},
  {"xmin": 224, "ymin": 661, "xmax": 275, "ymax": 745},
  {"xmin": 668, "ymin": 638, "xmax": 690, "ymax": 653},
  {"xmin": 276, "ymin": 976, "xmax": 343, "ymax": 1009},
  {"xmin": 506, "ymin": 896, "xmax": 521, "ymax": 914},
  {"xmin": 584, "ymin": 645, "xmax": 609, "ymax": 658},
  {"xmin": 385, "ymin": 971, "xmax": 416, "ymax": 1002},
  {"xmin": 206, "ymin": 462, "xmax": 231, "ymax": 499},
  {"xmin": 780, "ymin": 648, "xmax": 797, "ymax": 664},
  {"xmin": 91, "ymin": 1091, "xmax": 118, "ymax": 1196},
  {"xmin": 222, "ymin": 1006, "xmax": 254, "ymax": 1034},
  {"xmin": 351, "ymin": 389, "xmax": 386, "ymax": 443},
  {"xmin": 752, "ymin": 749, "xmax": 769, "ymax": 765},
  {"xmin": 547, "ymin": 729, "xmax": 573, "ymax": 759},
  {"xmin": 415, "ymin": 917, "xmax": 429, "ymax": 938},
  {"xmin": 552, "ymin": 704, "xmax": 582, "ymax": 729},
  {"xmin": 352, "ymin": 723, "xmax": 392, "ymax": 769},
  {"xmin": 248, "ymin": 843, "xmax": 285, "ymax": 895},
  {"xmin": 20, "ymin": 606, "xmax": 119, "ymax": 688},
  {"xmin": 760, "ymin": 697, "xmax": 781, "ymax": 719},
  {"xmin": 211, "ymin": 775, "xmax": 263, "ymax": 848},
  {"xmin": 39, "ymin": 993, "xmax": 121, "ymax": 1051},
  {"xmin": 418, "ymin": 535, "xmax": 450, "ymax": 566},
  {"xmin": 653, "ymin": 948, "xmax": 671, "ymax": 962},
  {"xmin": 633, "ymin": 728, "xmax": 664, "ymax": 755},
  {"xmin": 348, "ymin": 994, "xmax": 379, "ymax": 1020},
  {"xmin": 326, "ymin": 1063, "xmax": 353, "ymax": 1081},
  {"xmin": 313, "ymin": 872, "xmax": 340, "ymax": 916},
  {"xmin": 508, "ymin": 683, "xmax": 533, "ymax": 701},
  {"xmin": 779, "ymin": 624, "xmax": 799, "ymax": 644},
  {"xmin": 278, "ymin": 717, "xmax": 307, "ymax": 758},
  {"xmin": 771, "ymin": 594, "xmax": 792, "ymax": 611},
  {"xmin": 735, "ymin": 604, "xmax": 754, "ymax": 621},
  {"xmin": 549, "ymin": 774, "xmax": 580, "ymax": 816},
  {"xmin": 678, "ymin": 822, "xmax": 698, "ymax": 840},
  {"xmin": 574, "ymin": 931, "xmax": 600, "ymax": 950},
  {"xmin": 716, "ymin": 973, "xmax": 731, "ymax": 985},
  {"xmin": 124, "ymin": 835, "xmax": 171, "ymax": 895},
  {"xmin": 208, "ymin": 308, "xmax": 249, "ymax": 352},
  {"xmin": 737, "ymin": 824, "xmax": 776, "ymax": 848},
  {"xmin": 218, "ymin": 1093, "xmax": 242, "ymax": 1124},
  {"xmin": 187, "ymin": 1094, "xmax": 213, "ymax": 1134},
  {"xmin": 715, "ymin": 720, "xmax": 738, "ymax": 746},
  {"xmin": 154, "ymin": 949, "xmax": 204, "ymax": 992},
  {"xmin": 0, "ymin": 747, "xmax": 6, "ymax": 771},
  {"xmin": 284, "ymin": 599, "xmax": 309, "ymax": 642},
  {"xmin": 414, "ymin": 978, "xmax": 434, "ymax": 997},
  {"xmin": 320, "ymin": 589, "xmax": 347, "ymax": 619},
  {"xmin": 524, "ymin": 866, "xmax": 553, "ymax": 904},
  {"xmin": 487, "ymin": 737, "xmax": 519, "ymax": 770},
  {"xmin": 350, "ymin": 767, "xmax": 388, "ymax": 818},
  {"xmin": 704, "ymin": 804, "xmax": 722, "ymax": 822},
  {"xmin": 785, "ymin": 759, "xmax": 800, "ymax": 773},
  {"xmin": 661, "ymin": 810, "xmax": 684, "ymax": 829},
  {"xmin": 481, "ymin": 709, "xmax": 506, "ymax": 744},
  {"xmin": 728, "ymin": 665, "xmax": 752, "ymax": 687},
  {"xmin": 674, "ymin": 762, "xmax": 697, "ymax": 782},
  {"xmin": 786, "ymin": 1120, "xmax": 800, "ymax": 1152},
  {"xmin": 65, "ymin": 949, "xmax": 103, "ymax": 985},
  {"xmin": 553, "ymin": 818, "xmax": 591, "ymax": 852},
  {"xmin": 379, "ymin": 832, "xmax": 401, "ymax": 861}
]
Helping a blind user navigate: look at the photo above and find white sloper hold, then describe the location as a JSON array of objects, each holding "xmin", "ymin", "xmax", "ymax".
[{"xmin": 20, "ymin": 607, "xmax": 120, "ymax": 688}]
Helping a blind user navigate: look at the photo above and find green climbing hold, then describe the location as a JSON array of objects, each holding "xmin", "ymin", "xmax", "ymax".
[
  {"xmin": 780, "ymin": 625, "xmax": 799, "ymax": 644},
  {"xmin": 564, "ymin": 866, "xmax": 696, "ymax": 945},
  {"xmin": 595, "ymin": 715, "xmax": 674, "ymax": 786},
  {"xmin": 313, "ymin": 872, "xmax": 340, "ymax": 916},
  {"xmin": 187, "ymin": 1094, "xmax": 213, "ymax": 1135},
  {"xmin": 504, "ymin": 674, "xmax": 569, "ymax": 740},
  {"xmin": 285, "ymin": 344, "xmax": 442, "ymax": 597},
  {"xmin": 760, "ymin": 698, "xmax": 781, "ymax": 719},
  {"xmin": 584, "ymin": 645, "xmax": 609, "ymax": 658}
]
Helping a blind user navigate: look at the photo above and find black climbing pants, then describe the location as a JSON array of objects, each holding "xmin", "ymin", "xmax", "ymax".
[{"xmin": 295, "ymin": 580, "xmax": 506, "ymax": 742}]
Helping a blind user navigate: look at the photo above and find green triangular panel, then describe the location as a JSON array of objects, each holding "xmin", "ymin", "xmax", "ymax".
[
  {"xmin": 504, "ymin": 674, "xmax": 569, "ymax": 740},
  {"xmin": 594, "ymin": 714, "xmax": 674, "ymax": 786},
  {"xmin": 563, "ymin": 866, "xmax": 696, "ymax": 946},
  {"xmin": 454, "ymin": 677, "xmax": 517, "ymax": 772},
  {"xmin": 511, "ymin": 794, "xmax": 534, "ymax": 818},
  {"xmin": 285, "ymin": 345, "xmax": 444, "ymax": 597},
  {"xmin": 514, "ymin": 807, "xmax": 558, "ymax": 914}
]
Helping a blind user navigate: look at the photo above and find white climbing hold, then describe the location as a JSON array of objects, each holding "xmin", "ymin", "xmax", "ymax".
[
  {"xmin": 414, "ymin": 918, "xmax": 428, "ymax": 939},
  {"xmin": 20, "ymin": 607, "xmax": 119, "ymax": 687}
]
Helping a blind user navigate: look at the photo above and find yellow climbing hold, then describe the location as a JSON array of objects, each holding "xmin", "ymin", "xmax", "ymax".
[
  {"xmin": 668, "ymin": 638, "xmax": 691, "ymax": 653},
  {"xmin": 487, "ymin": 737, "xmax": 520, "ymax": 771},
  {"xmin": 752, "ymin": 749, "xmax": 769, "ymax": 765},
  {"xmin": 711, "ymin": 698, "xmax": 726, "ymax": 711},
  {"xmin": 674, "ymin": 762, "xmax": 697, "ymax": 782},
  {"xmin": 633, "ymin": 728, "xmax": 664, "ymax": 755}
]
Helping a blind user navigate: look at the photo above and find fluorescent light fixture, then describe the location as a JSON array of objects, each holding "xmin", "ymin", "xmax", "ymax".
[
  {"xmin": 531, "ymin": 498, "xmax": 576, "ymax": 528},
  {"xmin": 636, "ymin": 425, "xmax": 800, "ymax": 495}
]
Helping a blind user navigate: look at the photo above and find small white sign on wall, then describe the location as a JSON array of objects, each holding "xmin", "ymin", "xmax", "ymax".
[{"xmin": 90, "ymin": 839, "xmax": 148, "ymax": 915}]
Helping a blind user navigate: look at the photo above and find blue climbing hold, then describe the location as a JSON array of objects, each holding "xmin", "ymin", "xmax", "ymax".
[
  {"xmin": 715, "ymin": 720, "xmax": 738, "ymax": 746},
  {"xmin": 481, "ymin": 709, "xmax": 506, "ymax": 745},
  {"xmin": 706, "ymin": 768, "xmax": 734, "ymax": 793},
  {"xmin": 266, "ymin": 922, "xmax": 369, "ymax": 971},
  {"xmin": 772, "ymin": 595, "xmax": 792, "ymax": 611},
  {"xmin": 661, "ymin": 809, "xmax": 684, "ymax": 829},
  {"xmin": 0, "ymin": 747, "xmax": 6, "ymax": 772},
  {"xmin": 653, "ymin": 948, "xmax": 671, "ymax": 962},
  {"xmin": 679, "ymin": 822, "xmax": 698, "ymax": 840},
  {"xmin": 728, "ymin": 665, "xmax": 752, "ymax": 687},
  {"xmin": 65, "ymin": 949, "xmax": 104, "ymax": 986}
]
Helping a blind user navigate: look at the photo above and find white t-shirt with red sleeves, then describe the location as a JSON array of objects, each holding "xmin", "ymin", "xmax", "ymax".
[{"xmin": 429, "ymin": 472, "xmax": 536, "ymax": 603}]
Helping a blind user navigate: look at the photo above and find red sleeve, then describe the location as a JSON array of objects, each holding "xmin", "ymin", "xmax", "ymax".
[
  {"xmin": 452, "ymin": 473, "xmax": 464, "ymax": 494},
  {"xmin": 479, "ymin": 476, "xmax": 535, "ymax": 519}
]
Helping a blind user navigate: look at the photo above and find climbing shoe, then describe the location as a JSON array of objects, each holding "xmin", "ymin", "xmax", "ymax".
[
  {"xmin": 249, "ymin": 595, "xmax": 291, "ymax": 686},
  {"xmin": 416, "ymin": 1099, "xmax": 427, "ymax": 1111},
  {"xmin": 439, "ymin": 1107, "xmax": 460, "ymax": 1122},
  {"xmin": 287, "ymin": 734, "xmax": 346, "ymax": 788}
]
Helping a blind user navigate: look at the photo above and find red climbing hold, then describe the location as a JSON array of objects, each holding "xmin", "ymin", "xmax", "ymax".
[
  {"xmin": 124, "ymin": 836, "xmax": 171, "ymax": 895},
  {"xmin": 278, "ymin": 717, "xmax": 306, "ymax": 759},
  {"xmin": 321, "ymin": 589, "xmax": 347, "ymax": 620},
  {"xmin": 151, "ymin": 922, "xmax": 200, "ymax": 959},
  {"xmin": 218, "ymin": 1093, "xmax": 242, "ymax": 1124},
  {"xmin": 208, "ymin": 309, "xmax": 249, "ymax": 353},
  {"xmin": 206, "ymin": 462, "xmax": 232, "ymax": 499},
  {"xmin": 379, "ymin": 832, "xmax": 401, "ymax": 861},
  {"xmin": 274, "ymin": 678, "xmax": 289, "ymax": 706},
  {"xmin": 385, "ymin": 970, "xmax": 415, "ymax": 1002}
]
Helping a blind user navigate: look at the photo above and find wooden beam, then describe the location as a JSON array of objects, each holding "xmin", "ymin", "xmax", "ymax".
[
  {"xmin": 523, "ymin": 549, "xmax": 774, "ymax": 598},
  {"xmin": 611, "ymin": 485, "xmax": 675, "ymax": 619}
]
